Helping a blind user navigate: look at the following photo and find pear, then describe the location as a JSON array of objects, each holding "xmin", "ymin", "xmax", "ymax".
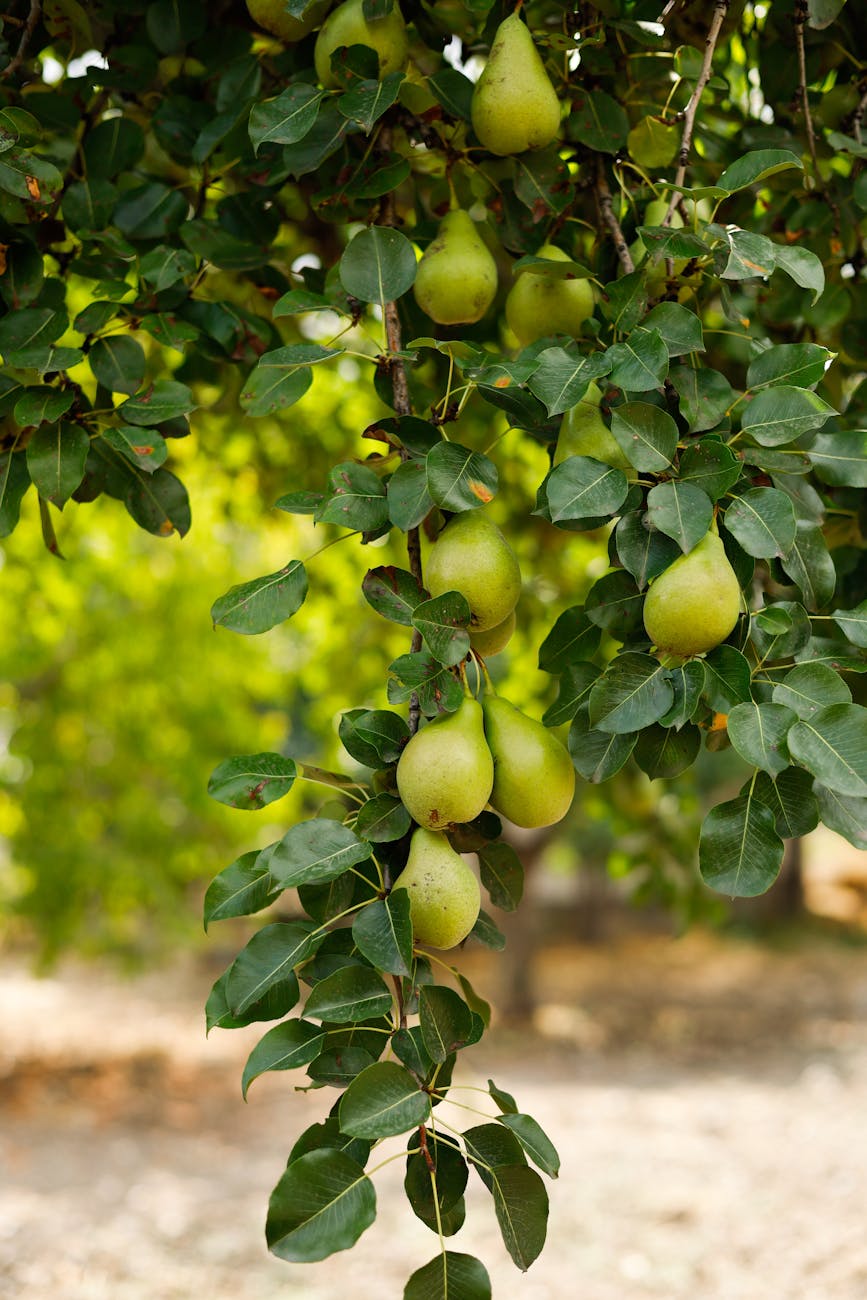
[
  {"xmin": 314, "ymin": 0, "xmax": 408, "ymax": 88},
  {"xmin": 246, "ymin": 0, "xmax": 331, "ymax": 42},
  {"xmin": 554, "ymin": 381, "xmax": 634, "ymax": 472},
  {"xmin": 482, "ymin": 695, "xmax": 575, "ymax": 829},
  {"xmin": 471, "ymin": 14, "xmax": 561, "ymax": 156},
  {"xmin": 396, "ymin": 696, "xmax": 494, "ymax": 829},
  {"xmin": 643, "ymin": 529, "xmax": 741, "ymax": 657},
  {"xmin": 413, "ymin": 210, "xmax": 498, "ymax": 326},
  {"xmin": 393, "ymin": 828, "xmax": 480, "ymax": 949},
  {"xmin": 629, "ymin": 198, "xmax": 686, "ymax": 278},
  {"xmin": 425, "ymin": 511, "xmax": 521, "ymax": 632},
  {"xmin": 505, "ymin": 244, "xmax": 595, "ymax": 346},
  {"xmin": 470, "ymin": 608, "xmax": 516, "ymax": 658}
]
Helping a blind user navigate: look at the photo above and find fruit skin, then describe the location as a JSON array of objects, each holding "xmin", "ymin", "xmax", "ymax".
[
  {"xmin": 505, "ymin": 244, "xmax": 595, "ymax": 346},
  {"xmin": 314, "ymin": 0, "xmax": 408, "ymax": 88},
  {"xmin": 396, "ymin": 697, "xmax": 494, "ymax": 830},
  {"xmin": 246, "ymin": 0, "xmax": 331, "ymax": 42},
  {"xmin": 425, "ymin": 511, "xmax": 521, "ymax": 632},
  {"xmin": 413, "ymin": 210, "xmax": 498, "ymax": 326},
  {"xmin": 554, "ymin": 381, "xmax": 633, "ymax": 472},
  {"xmin": 393, "ymin": 827, "xmax": 481, "ymax": 949},
  {"xmin": 469, "ymin": 608, "xmax": 515, "ymax": 658},
  {"xmin": 470, "ymin": 13, "xmax": 561, "ymax": 156},
  {"xmin": 643, "ymin": 529, "xmax": 741, "ymax": 657},
  {"xmin": 482, "ymin": 695, "xmax": 575, "ymax": 829}
]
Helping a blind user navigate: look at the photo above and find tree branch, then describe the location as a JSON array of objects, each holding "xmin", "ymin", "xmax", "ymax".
[
  {"xmin": 595, "ymin": 159, "xmax": 634, "ymax": 274},
  {"xmin": 794, "ymin": 0, "xmax": 820, "ymax": 187},
  {"xmin": 663, "ymin": 0, "xmax": 729, "ymax": 226},
  {"xmin": 2, "ymin": 0, "xmax": 41, "ymax": 82}
]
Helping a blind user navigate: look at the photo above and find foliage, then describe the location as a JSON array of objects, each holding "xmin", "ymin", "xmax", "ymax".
[{"xmin": 3, "ymin": 0, "xmax": 867, "ymax": 1291}]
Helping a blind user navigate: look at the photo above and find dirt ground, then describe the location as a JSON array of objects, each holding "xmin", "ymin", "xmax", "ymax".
[{"xmin": 2, "ymin": 926, "xmax": 867, "ymax": 1300}]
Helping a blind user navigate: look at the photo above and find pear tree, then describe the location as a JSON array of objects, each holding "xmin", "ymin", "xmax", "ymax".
[{"xmin": 2, "ymin": 0, "xmax": 867, "ymax": 1293}]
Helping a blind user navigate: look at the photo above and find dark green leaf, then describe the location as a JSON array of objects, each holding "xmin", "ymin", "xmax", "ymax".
[
  {"xmin": 426, "ymin": 442, "xmax": 498, "ymax": 512},
  {"xmin": 242, "ymin": 1020, "xmax": 325, "ymax": 1098},
  {"xmin": 114, "ymin": 182, "xmax": 188, "ymax": 239},
  {"xmin": 240, "ymin": 344, "xmax": 335, "ymax": 418},
  {"xmin": 0, "ymin": 452, "xmax": 30, "ymax": 536},
  {"xmin": 568, "ymin": 709, "xmax": 637, "ymax": 781},
  {"xmin": 541, "ymin": 661, "xmax": 599, "ymax": 726},
  {"xmin": 526, "ymin": 347, "xmax": 611, "ymax": 417},
  {"xmin": 354, "ymin": 794, "xmax": 411, "ymax": 843},
  {"xmin": 227, "ymin": 921, "xmax": 321, "ymax": 1015},
  {"xmin": 660, "ymin": 660, "xmax": 706, "ymax": 728},
  {"xmin": 207, "ymin": 752, "xmax": 297, "ymax": 809},
  {"xmin": 538, "ymin": 606, "xmax": 601, "ymax": 672},
  {"xmin": 412, "ymin": 592, "xmax": 471, "ymax": 667},
  {"xmin": 338, "ymin": 72, "xmax": 403, "ymax": 130},
  {"xmin": 634, "ymin": 723, "xmax": 701, "ymax": 778},
  {"xmin": 138, "ymin": 244, "xmax": 197, "ymax": 291},
  {"xmin": 118, "ymin": 380, "xmax": 195, "ymax": 425},
  {"xmin": 813, "ymin": 784, "xmax": 867, "ymax": 849},
  {"xmin": 699, "ymin": 790, "xmax": 784, "ymax": 897},
  {"xmin": 25, "ymin": 421, "xmax": 88, "ymax": 506},
  {"xmin": 266, "ymin": 1150, "xmax": 375, "ymax": 1263},
  {"xmin": 749, "ymin": 600, "xmax": 811, "ymax": 660},
  {"xmin": 752, "ymin": 768, "xmax": 820, "ymax": 839},
  {"xmin": 678, "ymin": 439, "xmax": 742, "ymax": 499},
  {"xmin": 670, "ymin": 364, "xmax": 734, "ymax": 432},
  {"xmin": 787, "ymin": 704, "xmax": 867, "ymax": 797},
  {"xmin": 339, "ymin": 1061, "xmax": 430, "ymax": 1138},
  {"xmin": 388, "ymin": 460, "xmax": 433, "ymax": 530},
  {"xmin": 419, "ymin": 985, "xmax": 474, "ymax": 1063},
  {"xmin": 339, "ymin": 226, "xmax": 416, "ymax": 303},
  {"xmin": 702, "ymin": 646, "xmax": 752, "ymax": 711},
  {"xmin": 609, "ymin": 401, "xmax": 677, "ymax": 471},
  {"xmin": 568, "ymin": 88, "xmax": 628, "ymax": 153},
  {"xmin": 267, "ymin": 819, "xmax": 371, "ymax": 890},
  {"xmin": 203, "ymin": 850, "xmax": 277, "ymax": 930},
  {"xmin": 741, "ymin": 386, "xmax": 835, "ymax": 446},
  {"xmin": 100, "ymin": 425, "xmax": 167, "ymax": 474},
  {"xmin": 89, "ymin": 336, "xmax": 146, "ymax": 396},
  {"xmin": 477, "ymin": 843, "xmax": 524, "ymax": 912},
  {"xmin": 498, "ymin": 1114, "xmax": 560, "ymax": 1179},
  {"xmin": 606, "ymin": 328, "xmax": 669, "ymax": 391},
  {"xmin": 808, "ymin": 431, "xmax": 867, "ymax": 487},
  {"xmin": 469, "ymin": 909, "xmax": 506, "ymax": 950},
  {"xmin": 645, "ymin": 482, "xmax": 713, "ymax": 553},
  {"xmin": 14, "ymin": 387, "xmax": 74, "ymax": 427},
  {"xmin": 724, "ymin": 488, "xmax": 797, "ymax": 559},
  {"xmin": 206, "ymin": 966, "xmax": 298, "ymax": 1032},
  {"xmin": 317, "ymin": 461, "xmax": 388, "ymax": 532},
  {"xmin": 387, "ymin": 652, "xmax": 465, "ymax": 716},
  {"xmin": 780, "ymin": 526, "xmax": 836, "ymax": 610},
  {"xmin": 746, "ymin": 343, "xmax": 832, "ymax": 390},
  {"xmin": 363, "ymin": 565, "xmax": 427, "ymax": 626},
  {"xmin": 546, "ymin": 455, "xmax": 628, "ymax": 523},
  {"xmin": 339, "ymin": 708, "xmax": 410, "ymax": 767},
  {"xmin": 304, "ymin": 966, "xmax": 393, "ymax": 1024},
  {"xmin": 61, "ymin": 177, "xmax": 117, "ymax": 232},
  {"xmin": 352, "ymin": 892, "xmax": 413, "ymax": 974},
  {"xmin": 124, "ymin": 466, "xmax": 191, "ymax": 539},
  {"xmin": 585, "ymin": 570, "xmax": 643, "ymax": 637},
  {"xmin": 640, "ymin": 302, "xmax": 705, "ymax": 356},
  {"xmin": 404, "ymin": 1252, "xmax": 491, "ymax": 1300},
  {"xmin": 726, "ymin": 702, "xmax": 796, "ymax": 776},
  {"xmin": 589, "ymin": 653, "xmax": 674, "ymax": 733},
  {"xmin": 490, "ymin": 1164, "xmax": 549, "ymax": 1272},
  {"xmin": 211, "ymin": 560, "xmax": 308, "ymax": 635},
  {"xmin": 771, "ymin": 663, "xmax": 852, "ymax": 719},
  {"xmin": 249, "ymin": 84, "xmax": 324, "ymax": 152},
  {"xmin": 615, "ymin": 512, "xmax": 680, "ymax": 587},
  {"xmin": 82, "ymin": 117, "xmax": 145, "ymax": 178}
]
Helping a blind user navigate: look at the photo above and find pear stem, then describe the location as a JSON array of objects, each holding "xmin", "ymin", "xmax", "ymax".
[{"xmin": 473, "ymin": 651, "xmax": 496, "ymax": 695}]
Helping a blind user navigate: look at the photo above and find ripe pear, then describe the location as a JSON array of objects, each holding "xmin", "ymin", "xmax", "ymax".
[
  {"xmin": 643, "ymin": 529, "xmax": 741, "ymax": 657},
  {"xmin": 246, "ymin": 0, "xmax": 330, "ymax": 42},
  {"xmin": 396, "ymin": 696, "xmax": 494, "ymax": 829},
  {"xmin": 425, "ymin": 511, "xmax": 521, "ymax": 632},
  {"xmin": 554, "ymin": 381, "xmax": 634, "ymax": 472},
  {"xmin": 482, "ymin": 696, "xmax": 575, "ymax": 829},
  {"xmin": 471, "ymin": 13, "xmax": 561, "ymax": 156},
  {"xmin": 413, "ymin": 210, "xmax": 498, "ymax": 326},
  {"xmin": 505, "ymin": 244, "xmax": 595, "ymax": 346},
  {"xmin": 394, "ymin": 828, "xmax": 480, "ymax": 949},
  {"xmin": 470, "ymin": 608, "xmax": 515, "ymax": 658},
  {"xmin": 314, "ymin": 0, "xmax": 408, "ymax": 88}
]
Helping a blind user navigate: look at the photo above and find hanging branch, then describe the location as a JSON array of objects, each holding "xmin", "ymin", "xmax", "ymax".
[
  {"xmin": 380, "ymin": 124, "xmax": 424, "ymax": 737},
  {"xmin": 663, "ymin": 0, "xmax": 730, "ymax": 226},
  {"xmin": 596, "ymin": 159, "xmax": 634, "ymax": 274},
  {"xmin": 1, "ymin": 0, "xmax": 41, "ymax": 82},
  {"xmin": 794, "ymin": 0, "xmax": 820, "ymax": 186}
]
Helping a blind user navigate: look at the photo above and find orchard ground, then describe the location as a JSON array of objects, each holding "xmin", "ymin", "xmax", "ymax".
[{"xmin": 2, "ymin": 830, "xmax": 867, "ymax": 1300}]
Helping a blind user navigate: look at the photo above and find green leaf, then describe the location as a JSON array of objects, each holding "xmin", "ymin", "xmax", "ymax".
[
  {"xmin": 138, "ymin": 244, "xmax": 197, "ymax": 291},
  {"xmin": 339, "ymin": 226, "xmax": 416, "ymax": 303},
  {"xmin": 14, "ymin": 387, "xmax": 74, "ymax": 428},
  {"xmin": 469, "ymin": 909, "xmax": 506, "ymax": 950},
  {"xmin": 568, "ymin": 88, "xmax": 629, "ymax": 153},
  {"xmin": 211, "ymin": 560, "xmax": 308, "ymax": 635},
  {"xmin": 352, "ymin": 893, "xmax": 412, "ymax": 975},
  {"xmin": 338, "ymin": 72, "xmax": 403, "ymax": 130},
  {"xmin": 89, "ymin": 336, "xmax": 146, "ymax": 396},
  {"xmin": 207, "ymin": 752, "xmax": 297, "ymax": 809},
  {"xmin": 740, "ymin": 385, "xmax": 835, "ymax": 446},
  {"xmin": 267, "ymin": 818, "xmax": 371, "ymax": 890},
  {"xmin": 362, "ymin": 565, "xmax": 427, "ymax": 626},
  {"xmin": 813, "ymin": 784, "xmax": 867, "ymax": 850},
  {"xmin": 718, "ymin": 227, "xmax": 776, "ymax": 281},
  {"xmin": 606, "ymin": 328, "xmax": 669, "ymax": 391},
  {"xmin": 100, "ymin": 425, "xmax": 167, "ymax": 474},
  {"xmin": 114, "ymin": 182, "xmax": 188, "ymax": 239},
  {"xmin": 206, "ymin": 966, "xmax": 298, "ymax": 1032},
  {"xmin": 227, "ymin": 921, "xmax": 321, "ymax": 1015},
  {"xmin": 546, "ymin": 456, "xmax": 628, "ymax": 523},
  {"xmin": 749, "ymin": 600, "xmax": 811, "ymax": 661},
  {"xmin": 752, "ymin": 768, "xmax": 819, "ymax": 839},
  {"xmin": 526, "ymin": 347, "xmax": 611, "ymax": 417},
  {"xmin": 726, "ymin": 702, "xmax": 796, "ymax": 776},
  {"xmin": 771, "ymin": 663, "xmax": 852, "ymax": 719},
  {"xmin": 242, "ymin": 1020, "xmax": 325, "ymax": 1098},
  {"xmin": 25, "ymin": 422, "xmax": 88, "ymax": 507},
  {"xmin": 340, "ymin": 1061, "xmax": 430, "ymax": 1138},
  {"xmin": 717, "ymin": 148, "xmax": 803, "ymax": 192},
  {"xmin": 645, "ymin": 482, "xmax": 713, "ymax": 553},
  {"xmin": 82, "ymin": 116, "xmax": 145, "ymax": 178},
  {"xmin": 724, "ymin": 487, "xmax": 797, "ymax": 558},
  {"xmin": 404, "ymin": 1130, "xmax": 468, "ymax": 1236},
  {"xmin": 660, "ymin": 660, "xmax": 706, "ymax": 728},
  {"xmin": 428, "ymin": 66, "xmax": 474, "ymax": 119},
  {"xmin": 0, "ymin": 451, "xmax": 31, "ymax": 536},
  {"xmin": 633, "ymin": 723, "xmax": 701, "ymax": 778},
  {"xmin": 125, "ymin": 465, "xmax": 192, "ymax": 539},
  {"xmin": 568, "ymin": 709, "xmax": 637, "ymax": 781},
  {"xmin": 640, "ymin": 302, "xmax": 705, "ymax": 357},
  {"xmin": 304, "ymin": 966, "xmax": 393, "ymax": 1024},
  {"xmin": 498, "ymin": 1114, "xmax": 560, "ymax": 1179},
  {"xmin": 774, "ymin": 244, "xmax": 825, "ymax": 304},
  {"xmin": 354, "ymin": 794, "xmax": 411, "ymax": 843},
  {"xmin": 425, "ymin": 442, "xmax": 498, "ymax": 512},
  {"xmin": 419, "ymin": 985, "xmax": 474, "ymax": 1064},
  {"xmin": 538, "ymin": 606, "xmax": 601, "ymax": 672},
  {"xmin": 203, "ymin": 850, "xmax": 277, "ymax": 930},
  {"xmin": 787, "ymin": 704, "xmax": 867, "ymax": 797},
  {"xmin": 387, "ymin": 460, "xmax": 433, "ymax": 530},
  {"xmin": 585, "ymin": 570, "xmax": 643, "ymax": 638},
  {"xmin": 589, "ymin": 653, "xmax": 674, "ymax": 733},
  {"xmin": 266, "ymin": 1150, "xmax": 375, "ymax": 1263},
  {"xmin": 490, "ymin": 1164, "xmax": 549, "ymax": 1272},
  {"xmin": 615, "ymin": 512, "xmax": 680, "ymax": 587},
  {"xmin": 412, "ymin": 592, "xmax": 471, "ymax": 666},
  {"xmin": 387, "ymin": 652, "xmax": 465, "ymax": 716},
  {"xmin": 118, "ymin": 380, "xmax": 195, "ymax": 426},
  {"xmin": 831, "ymin": 601, "xmax": 867, "ymax": 648},
  {"xmin": 477, "ymin": 843, "xmax": 524, "ymax": 912},
  {"xmin": 747, "ymin": 343, "xmax": 832, "ymax": 390},
  {"xmin": 240, "ymin": 344, "xmax": 335, "ymax": 418},
  {"xmin": 249, "ymin": 84, "xmax": 324, "ymax": 152},
  {"xmin": 670, "ymin": 364, "xmax": 734, "ymax": 433},
  {"xmin": 609, "ymin": 401, "xmax": 677, "ymax": 471},
  {"xmin": 702, "ymin": 646, "xmax": 752, "ymax": 711},
  {"xmin": 317, "ymin": 461, "xmax": 388, "ymax": 532},
  {"xmin": 339, "ymin": 708, "xmax": 410, "ymax": 766},
  {"xmin": 808, "ymin": 431, "xmax": 867, "ymax": 487},
  {"xmin": 541, "ymin": 662, "xmax": 600, "ymax": 726},
  {"xmin": 699, "ymin": 790, "xmax": 784, "ymax": 897},
  {"xmin": 61, "ymin": 177, "xmax": 117, "ymax": 232},
  {"xmin": 780, "ymin": 527, "xmax": 836, "ymax": 610},
  {"xmin": 404, "ymin": 1252, "xmax": 491, "ymax": 1300}
]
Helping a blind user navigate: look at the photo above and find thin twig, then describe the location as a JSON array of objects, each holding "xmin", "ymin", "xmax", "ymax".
[
  {"xmin": 850, "ymin": 80, "xmax": 867, "ymax": 144},
  {"xmin": 595, "ymin": 158, "xmax": 634, "ymax": 273},
  {"xmin": 794, "ymin": 0, "xmax": 820, "ymax": 187},
  {"xmin": 2, "ymin": 0, "xmax": 41, "ymax": 81},
  {"xmin": 663, "ymin": 0, "xmax": 729, "ymax": 226}
]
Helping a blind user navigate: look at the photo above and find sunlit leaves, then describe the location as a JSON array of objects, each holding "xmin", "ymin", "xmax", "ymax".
[
  {"xmin": 211, "ymin": 560, "xmax": 308, "ymax": 635},
  {"xmin": 207, "ymin": 753, "xmax": 297, "ymax": 809}
]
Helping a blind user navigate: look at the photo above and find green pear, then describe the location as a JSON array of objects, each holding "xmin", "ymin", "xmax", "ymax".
[
  {"xmin": 246, "ymin": 0, "xmax": 331, "ymax": 42},
  {"xmin": 470, "ymin": 608, "xmax": 515, "ymax": 658},
  {"xmin": 554, "ymin": 381, "xmax": 634, "ymax": 472},
  {"xmin": 643, "ymin": 529, "xmax": 741, "ymax": 657},
  {"xmin": 425, "ymin": 511, "xmax": 521, "ymax": 632},
  {"xmin": 314, "ymin": 0, "xmax": 408, "ymax": 88},
  {"xmin": 413, "ymin": 210, "xmax": 498, "ymax": 326},
  {"xmin": 629, "ymin": 198, "xmax": 685, "ymax": 278},
  {"xmin": 396, "ymin": 696, "xmax": 494, "ymax": 829},
  {"xmin": 482, "ymin": 695, "xmax": 575, "ymax": 829},
  {"xmin": 505, "ymin": 244, "xmax": 595, "ymax": 346},
  {"xmin": 471, "ymin": 13, "xmax": 561, "ymax": 156},
  {"xmin": 393, "ymin": 827, "xmax": 480, "ymax": 949}
]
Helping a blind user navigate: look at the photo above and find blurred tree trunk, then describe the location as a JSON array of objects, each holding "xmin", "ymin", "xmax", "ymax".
[{"xmin": 733, "ymin": 837, "xmax": 804, "ymax": 922}]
